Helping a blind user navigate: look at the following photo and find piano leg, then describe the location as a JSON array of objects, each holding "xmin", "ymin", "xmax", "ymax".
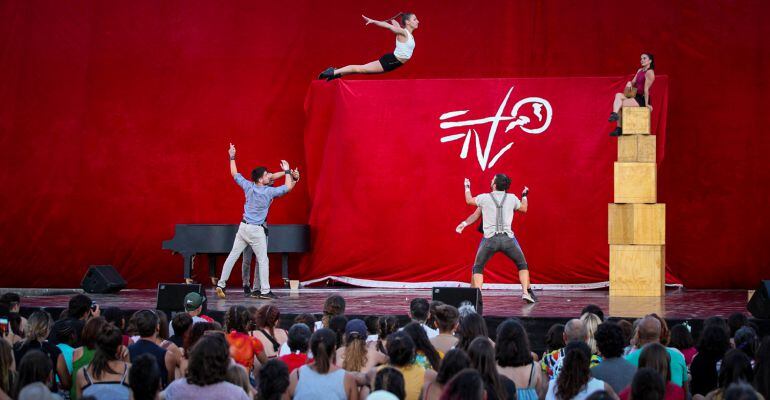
[
  {"xmin": 282, "ymin": 253, "xmax": 289, "ymax": 288},
  {"xmin": 183, "ymin": 253, "xmax": 193, "ymax": 282},
  {"xmin": 208, "ymin": 255, "xmax": 218, "ymax": 286}
]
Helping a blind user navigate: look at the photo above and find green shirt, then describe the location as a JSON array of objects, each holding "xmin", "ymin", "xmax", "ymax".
[
  {"xmin": 625, "ymin": 346, "xmax": 688, "ymax": 387},
  {"xmin": 70, "ymin": 347, "xmax": 96, "ymax": 400}
]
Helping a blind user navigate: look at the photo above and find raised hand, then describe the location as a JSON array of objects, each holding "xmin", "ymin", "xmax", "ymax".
[
  {"xmin": 229, "ymin": 143, "xmax": 236, "ymax": 158},
  {"xmin": 456, "ymin": 221, "xmax": 468, "ymax": 234},
  {"xmin": 362, "ymin": 15, "xmax": 374, "ymax": 25},
  {"xmin": 464, "ymin": 178, "xmax": 471, "ymax": 189},
  {"xmin": 280, "ymin": 160, "xmax": 290, "ymax": 171},
  {"xmin": 291, "ymin": 168, "xmax": 300, "ymax": 181}
]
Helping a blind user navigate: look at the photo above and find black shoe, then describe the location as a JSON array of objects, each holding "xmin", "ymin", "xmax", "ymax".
[
  {"xmin": 319, "ymin": 67, "xmax": 334, "ymax": 80},
  {"xmin": 328, "ymin": 73, "xmax": 342, "ymax": 81},
  {"xmin": 527, "ymin": 288, "xmax": 538, "ymax": 302},
  {"xmin": 608, "ymin": 112, "xmax": 619, "ymax": 122},
  {"xmin": 243, "ymin": 286, "xmax": 251, "ymax": 296},
  {"xmin": 609, "ymin": 127, "xmax": 622, "ymax": 137},
  {"xmin": 258, "ymin": 291, "xmax": 278, "ymax": 300}
]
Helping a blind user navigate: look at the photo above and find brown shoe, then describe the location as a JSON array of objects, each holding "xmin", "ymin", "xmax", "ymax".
[{"xmin": 215, "ymin": 286, "xmax": 226, "ymax": 299}]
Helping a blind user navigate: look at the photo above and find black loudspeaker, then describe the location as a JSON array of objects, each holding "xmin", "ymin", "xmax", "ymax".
[
  {"xmin": 81, "ymin": 265, "xmax": 126, "ymax": 294},
  {"xmin": 156, "ymin": 283, "xmax": 206, "ymax": 313},
  {"xmin": 432, "ymin": 287, "xmax": 483, "ymax": 315},
  {"xmin": 748, "ymin": 280, "xmax": 770, "ymax": 319}
]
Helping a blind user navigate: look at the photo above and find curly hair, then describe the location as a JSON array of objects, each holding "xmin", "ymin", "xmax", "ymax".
[
  {"xmin": 595, "ymin": 322, "xmax": 625, "ymax": 359},
  {"xmin": 556, "ymin": 341, "xmax": 592, "ymax": 400},
  {"xmin": 225, "ymin": 305, "xmax": 251, "ymax": 334},
  {"xmin": 186, "ymin": 334, "xmax": 229, "ymax": 386},
  {"xmin": 258, "ymin": 359, "xmax": 289, "ymax": 400},
  {"xmin": 495, "ymin": 318, "xmax": 533, "ymax": 367},
  {"xmin": 321, "ymin": 295, "xmax": 346, "ymax": 328}
]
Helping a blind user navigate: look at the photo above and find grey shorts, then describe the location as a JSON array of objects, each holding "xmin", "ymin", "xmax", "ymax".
[{"xmin": 472, "ymin": 234, "xmax": 528, "ymax": 274}]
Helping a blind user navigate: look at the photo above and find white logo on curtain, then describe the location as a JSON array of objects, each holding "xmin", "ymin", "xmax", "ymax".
[{"xmin": 439, "ymin": 86, "xmax": 553, "ymax": 171}]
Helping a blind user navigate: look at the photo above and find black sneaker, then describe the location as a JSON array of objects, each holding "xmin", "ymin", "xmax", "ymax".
[
  {"xmin": 527, "ymin": 288, "xmax": 538, "ymax": 302},
  {"xmin": 608, "ymin": 112, "xmax": 620, "ymax": 122},
  {"xmin": 258, "ymin": 291, "xmax": 278, "ymax": 300},
  {"xmin": 609, "ymin": 127, "xmax": 622, "ymax": 136},
  {"xmin": 319, "ymin": 67, "xmax": 334, "ymax": 80},
  {"xmin": 328, "ymin": 73, "xmax": 342, "ymax": 81},
  {"xmin": 243, "ymin": 286, "xmax": 251, "ymax": 296}
]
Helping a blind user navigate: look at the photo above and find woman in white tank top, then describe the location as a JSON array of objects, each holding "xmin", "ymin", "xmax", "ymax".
[{"xmin": 319, "ymin": 12, "xmax": 419, "ymax": 81}]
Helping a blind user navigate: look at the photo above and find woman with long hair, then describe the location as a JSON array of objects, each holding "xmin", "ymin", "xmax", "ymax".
[
  {"xmin": 668, "ymin": 324, "xmax": 696, "ymax": 366},
  {"xmin": 546, "ymin": 341, "xmax": 614, "ymax": 400},
  {"xmin": 75, "ymin": 323, "xmax": 131, "ymax": 400},
  {"xmin": 373, "ymin": 367, "xmax": 407, "ymax": 400},
  {"xmin": 703, "ymin": 349, "xmax": 760, "ymax": 400},
  {"xmin": 319, "ymin": 12, "xmax": 419, "ymax": 80},
  {"xmin": 618, "ymin": 343, "xmax": 684, "ymax": 400},
  {"xmin": 430, "ymin": 304, "xmax": 460, "ymax": 355},
  {"xmin": 336, "ymin": 319, "xmax": 387, "ymax": 373},
  {"xmin": 13, "ymin": 350, "xmax": 53, "ymax": 399},
  {"xmin": 468, "ymin": 337, "xmax": 514, "ymax": 400},
  {"xmin": 608, "ymin": 53, "xmax": 656, "ymax": 136},
  {"xmin": 691, "ymin": 323, "xmax": 731, "ymax": 396},
  {"xmin": 456, "ymin": 312, "xmax": 489, "ymax": 352},
  {"xmin": 496, "ymin": 319, "xmax": 548, "ymax": 399},
  {"xmin": 288, "ymin": 328, "xmax": 359, "ymax": 399},
  {"xmin": 319, "ymin": 295, "xmax": 346, "ymax": 330},
  {"xmin": 438, "ymin": 369, "xmax": 485, "ymax": 400},
  {"xmin": 12, "ymin": 311, "xmax": 70, "ymax": 392},
  {"xmin": 403, "ymin": 322, "xmax": 441, "ymax": 371},
  {"xmin": 371, "ymin": 316, "xmax": 398, "ymax": 355},
  {"xmin": 0, "ymin": 339, "xmax": 15, "ymax": 399},
  {"xmin": 250, "ymin": 304, "xmax": 288, "ymax": 359},
  {"xmin": 381, "ymin": 332, "xmax": 436, "ymax": 400},
  {"xmin": 71, "ymin": 316, "xmax": 107, "ymax": 399},
  {"xmin": 421, "ymin": 349, "xmax": 471, "ymax": 400},
  {"xmin": 224, "ymin": 305, "xmax": 267, "ymax": 371},
  {"xmin": 580, "ymin": 313, "xmax": 602, "ymax": 356}
]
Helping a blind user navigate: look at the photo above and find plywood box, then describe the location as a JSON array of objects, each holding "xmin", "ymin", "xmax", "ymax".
[
  {"xmin": 622, "ymin": 107, "xmax": 650, "ymax": 134},
  {"xmin": 618, "ymin": 134, "xmax": 656, "ymax": 162},
  {"xmin": 609, "ymin": 244, "xmax": 665, "ymax": 296},
  {"xmin": 614, "ymin": 162, "xmax": 657, "ymax": 203},
  {"xmin": 608, "ymin": 204, "xmax": 665, "ymax": 245}
]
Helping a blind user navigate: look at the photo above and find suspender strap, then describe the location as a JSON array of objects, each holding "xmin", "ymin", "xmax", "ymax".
[{"xmin": 489, "ymin": 192, "xmax": 507, "ymax": 234}]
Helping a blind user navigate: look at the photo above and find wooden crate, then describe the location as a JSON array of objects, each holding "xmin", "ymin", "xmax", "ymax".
[
  {"xmin": 618, "ymin": 134, "xmax": 656, "ymax": 162},
  {"xmin": 622, "ymin": 107, "xmax": 650, "ymax": 134},
  {"xmin": 609, "ymin": 204, "xmax": 665, "ymax": 245},
  {"xmin": 609, "ymin": 244, "xmax": 665, "ymax": 296},
  {"xmin": 609, "ymin": 295, "xmax": 665, "ymax": 318},
  {"xmin": 614, "ymin": 162, "xmax": 657, "ymax": 203}
]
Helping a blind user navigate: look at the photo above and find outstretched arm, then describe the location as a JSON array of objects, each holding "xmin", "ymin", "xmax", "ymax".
[
  {"xmin": 280, "ymin": 160, "xmax": 297, "ymax": 192},
  {"xmin": 362, "ymin": 15, "xmax": 407, "ymax": 36},
  {"xmin": 229, "ymin": 143, "xmax": 238, "ymax": 177},
  {"xmin": 464, "ymin": 178, "xmax": 478, "ymax": 206},
  {"xmin": 456, "ymin": 208, "xmax": 482, "ymax": 234}
]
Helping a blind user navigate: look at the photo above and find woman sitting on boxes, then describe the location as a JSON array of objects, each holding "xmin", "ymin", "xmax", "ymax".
[{"xmin": 608, "ymin": 53, "xmax": 656, "ymax": 136}]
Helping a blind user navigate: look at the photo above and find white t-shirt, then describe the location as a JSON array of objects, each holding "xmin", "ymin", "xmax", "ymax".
[
  {"xmin": 545, "ymin": 377, "xmax": 605, "ymax": 400},
  {"xmin": 168, "ymin": 315, "xmax": 207, "ymax": 337},
  {"xmin": 475, "ymin": 191, "xmax": 521, "ymax": 238},
  {"xmin": 399, "ymin": 323, "xmax": 439, "ymax": 339}
]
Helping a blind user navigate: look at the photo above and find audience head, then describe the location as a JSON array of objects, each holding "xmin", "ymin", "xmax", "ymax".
[
  {"xmin": 438, "ymin": 369, "xmax": 485, "ymax": 400},
  {"xmin": 224, "ymin": 305, "xmax": 251, "ymax": 334},
  {"xmin": 183, "ymin": 292, "xmax": 205, "ymax": 315},
  {"xmin": 754, "ymin": 336, "xmax": 770, "ymax": 398},
  {"xmin": 23, "ymin": 311, "xmax": 52, "ymax": 343},
  {"xmin": 595, "ymin": 322, "xmax": 625, "ymax": 359},
  {"xmin": 718, "ymin": 349, "xmax": 754, "ymax": 389},
  {"xmin": 704, "ymin": 316, "xmax": 730, "ymax": 332},
  {"xmin": 545, "ymin": 323, "xmax": 566, "ymax": 353},
  {"xmin": 294, "ymin": 313, "xmax": 317, "ymax": 333},
  {"xmin": 564, "ymin": 318, "xmax": 587, "ymax": 343},
  {"xmin": 342, "ymin": 319, "xmax": 369, "ymax": 372},
  {"xmin": 616, "ymin": 319, "xmax": 634, "ymax": 347},
  {"xmin": 364, "ymin": 316, "xmax": 379, "ymax": 336},
  {"xmin": 386, "ymin": 331, "xmax": 415, "ymax": 367},
  {"xmin": 495, "ymin": 318, "xmax": 533, "ymax": 367},
  {"xmin": 727, "ymin": 313, "xmax": 748, "ymax": 337},
  {"xmin": 668, "ymin": 323, "xmax": 694, "ymax": 351},
  {"xmin": 15, "ymin": 350, "xmax": 52, "ymax": 398},
  {"xmin": 630, "ymin": 367, "xmax": 666, "ymax": 400},
  {"xmin": 374, "ymin": 367, "xmax": 406, "ymax": 400},
  {"xmin": 185, "ymin": 322, "xmax": 219, "ymax": 355},
  {"xmin": 581, "ymin": 304, "xmax": 605, "ymax": 321},
  {"xmin": 457, "ymin": 312, "xmax": 488, "ymax": 352},
  {"xmin": 129, "ymin": 353, "xmax": 161, "ymax": 400},
  {"xmin": 171, "ymin": 312, "xmax": 193, "ymax": 338},
  {"xmin": 322, "ymin": 295, "xmax": 346, "ymax": 327},
  {"xmin": 409, "ymin": 298, "xmax": 430, "ymax": 322},
  {"xmin": 468, "ymin": 336, "xmax": 507, "ymax": 400},
  {"xmin": 156, "ymin": 310, "xmax": 170, "ymax": 340},
  {"xmin": 636, "ymin": 315, "xmax": 662, "ymax": 345},
  {"xmin": 0, "ymin": 293, "xmax": 21, "ymax": 313},
  {"xmin": 580, "ymin": 312, "xmax": 602, "ymax": 354},
  {"xmin": 186, "ymin": 333, "xmax": 230, "ymax": 386},
  {"xmin": 329, "ymin": 315, "xmax": 348, "ymax": 348},
  {"xmin": 91, "ymin": 323, "xmax": 123, "ymax": 379},
  {"xmin": 433, "ymin": 304, "xmax": 459, "ymax": 333},
  {"xmin": 378, "ymin": 316, "xmax": 398, "ymax": 340},
  {"xmin": 287, "ymin": 323, "xmax": 312, "ymax": 353},
  {"xmin": 258, "ymin": 359, "xmax": 290, "ymax": 400},
  {"xmin": 638, "ymin": 342, "xmax": 671, "ymax": 382},
  {"xmin": 133, "ymin": 310, "xmax": 160, "ymax": 338},
  {"xmin": 436, "ymin": 348, "xmax": 471, "ymax": 385},
  {"xmin": 734, "ymin": 326, "xmax": 758, "ymax": 360},
  {"xmin": 53, "ymin": 319, "xmax": 77, "ymax": 347},
  {"xmin": 698, "ymin": 323, "xmax": 731, "ymax": 359},
  {"xmin": 556, "ymin": 341, "xmax": 592, "ymax": 400},
  {"xmin": 647, "ymin": 313, "xmax": 670, "ymax": 345},
  {"xmin": 81, "ymin": 316, "xmax": 107, "ymax": 349},
  {"xmin": 255, "ymin": 304, "xmax": 281, "ymax": 330},
  {"xmin": 725, "ymin": 382, "xmax": 762, "ymax": 400},
  {"xmin": 102, "ymin": 307, "xmax": 125, "ymax": 330},
  {"xmin": 309, "ymin": 328, "xmax": 338, "ymax": 374},
  {"xmin": 402, "ymin": 322, "xmax": 441, "ymax": 370},
  {"xmin": 68, "ymin": 294, "xmax": 93, "ymax": 320}
]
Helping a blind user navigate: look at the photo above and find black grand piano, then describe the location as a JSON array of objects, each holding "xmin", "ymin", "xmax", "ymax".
[{"xmin": 162, "ymin": 224, "xmax": 310, "ymax": 285}]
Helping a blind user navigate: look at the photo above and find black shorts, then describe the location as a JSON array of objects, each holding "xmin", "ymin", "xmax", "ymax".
[
  {"xmin": 379, "ymin": 53, "xmax": 403, "ymax": 72},
  {"xmin": 634, "ymin": 93, "xmax": 649, "ymax": 107}
]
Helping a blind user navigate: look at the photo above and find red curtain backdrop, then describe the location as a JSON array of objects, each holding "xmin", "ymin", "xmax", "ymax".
[{"xmin": 0, "ymin": 1, "xmax": 768, "ymax": 288}]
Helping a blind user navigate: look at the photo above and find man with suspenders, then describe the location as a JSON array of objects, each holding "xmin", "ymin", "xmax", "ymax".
[{"xmin": 457, "ymin": 174, "xmax": 536, "ymax": 303}]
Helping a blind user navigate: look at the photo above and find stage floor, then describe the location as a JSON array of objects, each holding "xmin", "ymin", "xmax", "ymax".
[{"xmin": 19, "ymin": 287, "xmax": 749, "ymax": 320}]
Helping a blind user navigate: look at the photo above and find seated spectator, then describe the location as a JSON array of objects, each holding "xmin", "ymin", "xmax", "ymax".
[
  {"xmin": 468, "ymin": 337, "xmax": 515, "ymax": 400},
  {"xmin": 725, "ymin": 382, "xmax": 762, "ymax": 400},
  {"xmin": 439, "ymin": 368, "xmax": 485, "ymax": 400},
  {"xmin": 496, "ymin": 319, "xmax": 548, "ymax": 399},
  {"xmin": 365, "ymin": 316, "xmax": 380, "ymax": 344},
  {"xmin": 421, "ymin": 349, "xmax": 470, "ymax": 400},
  {"xmin": 402, "ymin": 322, "xmax": 441, "ymax": 370},
  {"xmin": 167, "ymin": 292, "xmax": 212, "ymax": 337},
  {"xmin": 379, "ymin": 331, "xmax": 435, "ymax": 400},
  {"xmin": 288, "ymin": 328, "xmax": 359, "ymax": 399},
  {"xmin": 179, "ymin": 321, "xmax": 219, "ymax": 378},
  {"xmin": 373, "ymin": 367, "xmax": 406, "ymax": 400},
  {"xmin": 13, "ymin": 311, "xmax": 69, "ymax": 391},
  {"xmin": 591, "ymin": 323, "xmax": 637, "ymax": 393},
  {"xmin": 542, "ymin": 319, "xmax": 601, "ymax": 381},
  {"xmin": 407, "ymin": 298, "xmax": 438, "ymax": 339},
  {"xmin": 581, "ymin": 305, "xmax": 605, "ymax": 322},
  {"xmin": 62, "ymin": 294, "xmax": 98, "ymax": 347},
  {"xmin": 318, "ymin": 295, "xmax": 346, "ymax": 330},
  {"xmin": 13, "ymin": 350, "xmax": 53, "ymax": 399},
  {"xmin": 371, "ymin": 316, "xmax": 398, "ymax": 355},
  {"xmin": 3, "ymin": 313, "xmax": 24, "ymax": 347},
  {"xmin": 71, "ymin": 316, "xmax": 107, "ymax": 399},
  {"xmin": 754, "ymin": 336, "xmax": 770, "ymax": 399},
  {"xmin": 53, "ymin": 319, "xmax": 77, "ymax": 375},
  {"xmin": 330, "ymin": 315, "xmax": 349, "ymax": 349},
  {"xmin": 430, "ymin": 304, "xmax": 460, "ymax": 355},
  {"xmin": 546, "ymin": 341, "xmax": 615, "ymax": 400},
  {"xmin": 733, "ymin": 327, "xmax": 758, "ymax": 366},
  {"xmin": 258, "ymin": 359, "xmax": 290, "ymax": 400},
  {"xmin": 226, "ymin": 363, "xmax": 256, "ymax": 398},
  {"xmin": 691, "ymin": 323, "xmax": 730, "ymax": 395},
  {"xmin": 167, "ymin": 313, "xmax": 192, "ymax": 349},
  {"xmin": 278, "ymin": 313, "xmax": 317, "ymax": 356},
  {"xmin": 0, "ymin": 292, "xmax": 27, "ymax": 331},
  {"xmin": 580, "ymin": 313, "xmax": 602, "ymax": 356},
  {"xmin": 619, "ymin": 343, "xmax": 684, "ymax": 400},
  {"xmin": 128, "ymin": 353, "xmax": 161, "ymax": 400},
  {"xmin": 155, "ymin": 310, "xmax": 183, "ymax": 377},
  {"xmin": 668, "ymin": 324, "xmax": 696, "ymax": 366},
  {"xmin": 250, "ymin": 305, "xmax": 287, "ymax": 359},
  {"xmin": 128, "ymin": 310, "xmax": 177, "ymax": 387},
  {"xmin": 543, "ymin": 324, "xmax": 566, "ymax": 361},
  {"xmin": 456, "ymin": 312, "xmax": 489, "ymax": 352},
  {"xmin": 75, "ymin": 323, "xmax": 131, "ymax": 400},
  {"xmin": 102, "ymin": 307, "xmax": 129, "ymax": 346},
  {"xmin": 337, "ymin": 319, "xmax": 387, "ymax": 373},
  {"xmin": 223, "ymin": 305, "xmax": 267, "ymax": 371},
  {"xmin": 0, "ymin": 339, "xmax": 16, "ymax": 399},
  {"xmin": 727, "ymin": 313, "xmax": 748, "ymax": 339},
  {"xmin": 629, "ymin": 368, "xmax": 665, "ymax": 400},
  {"xmin": 703, "ymin": 349, "xmax": 758, "ymax": 400},
  {"xmin": 625, "ymin": 316, "xmax": 688, "ymax": 389},
  {"xmin": 279, "ymin": 323, "xmax": 312, "ymax": 373},
  {"xmin": 163, "ymin": 334, "xmax": 249, "ymax": 400}
]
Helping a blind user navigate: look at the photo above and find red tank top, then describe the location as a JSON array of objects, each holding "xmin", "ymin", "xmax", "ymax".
[{"xmin": 634, "ymin": 69, "xmax": 647, "ymax": 95}]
